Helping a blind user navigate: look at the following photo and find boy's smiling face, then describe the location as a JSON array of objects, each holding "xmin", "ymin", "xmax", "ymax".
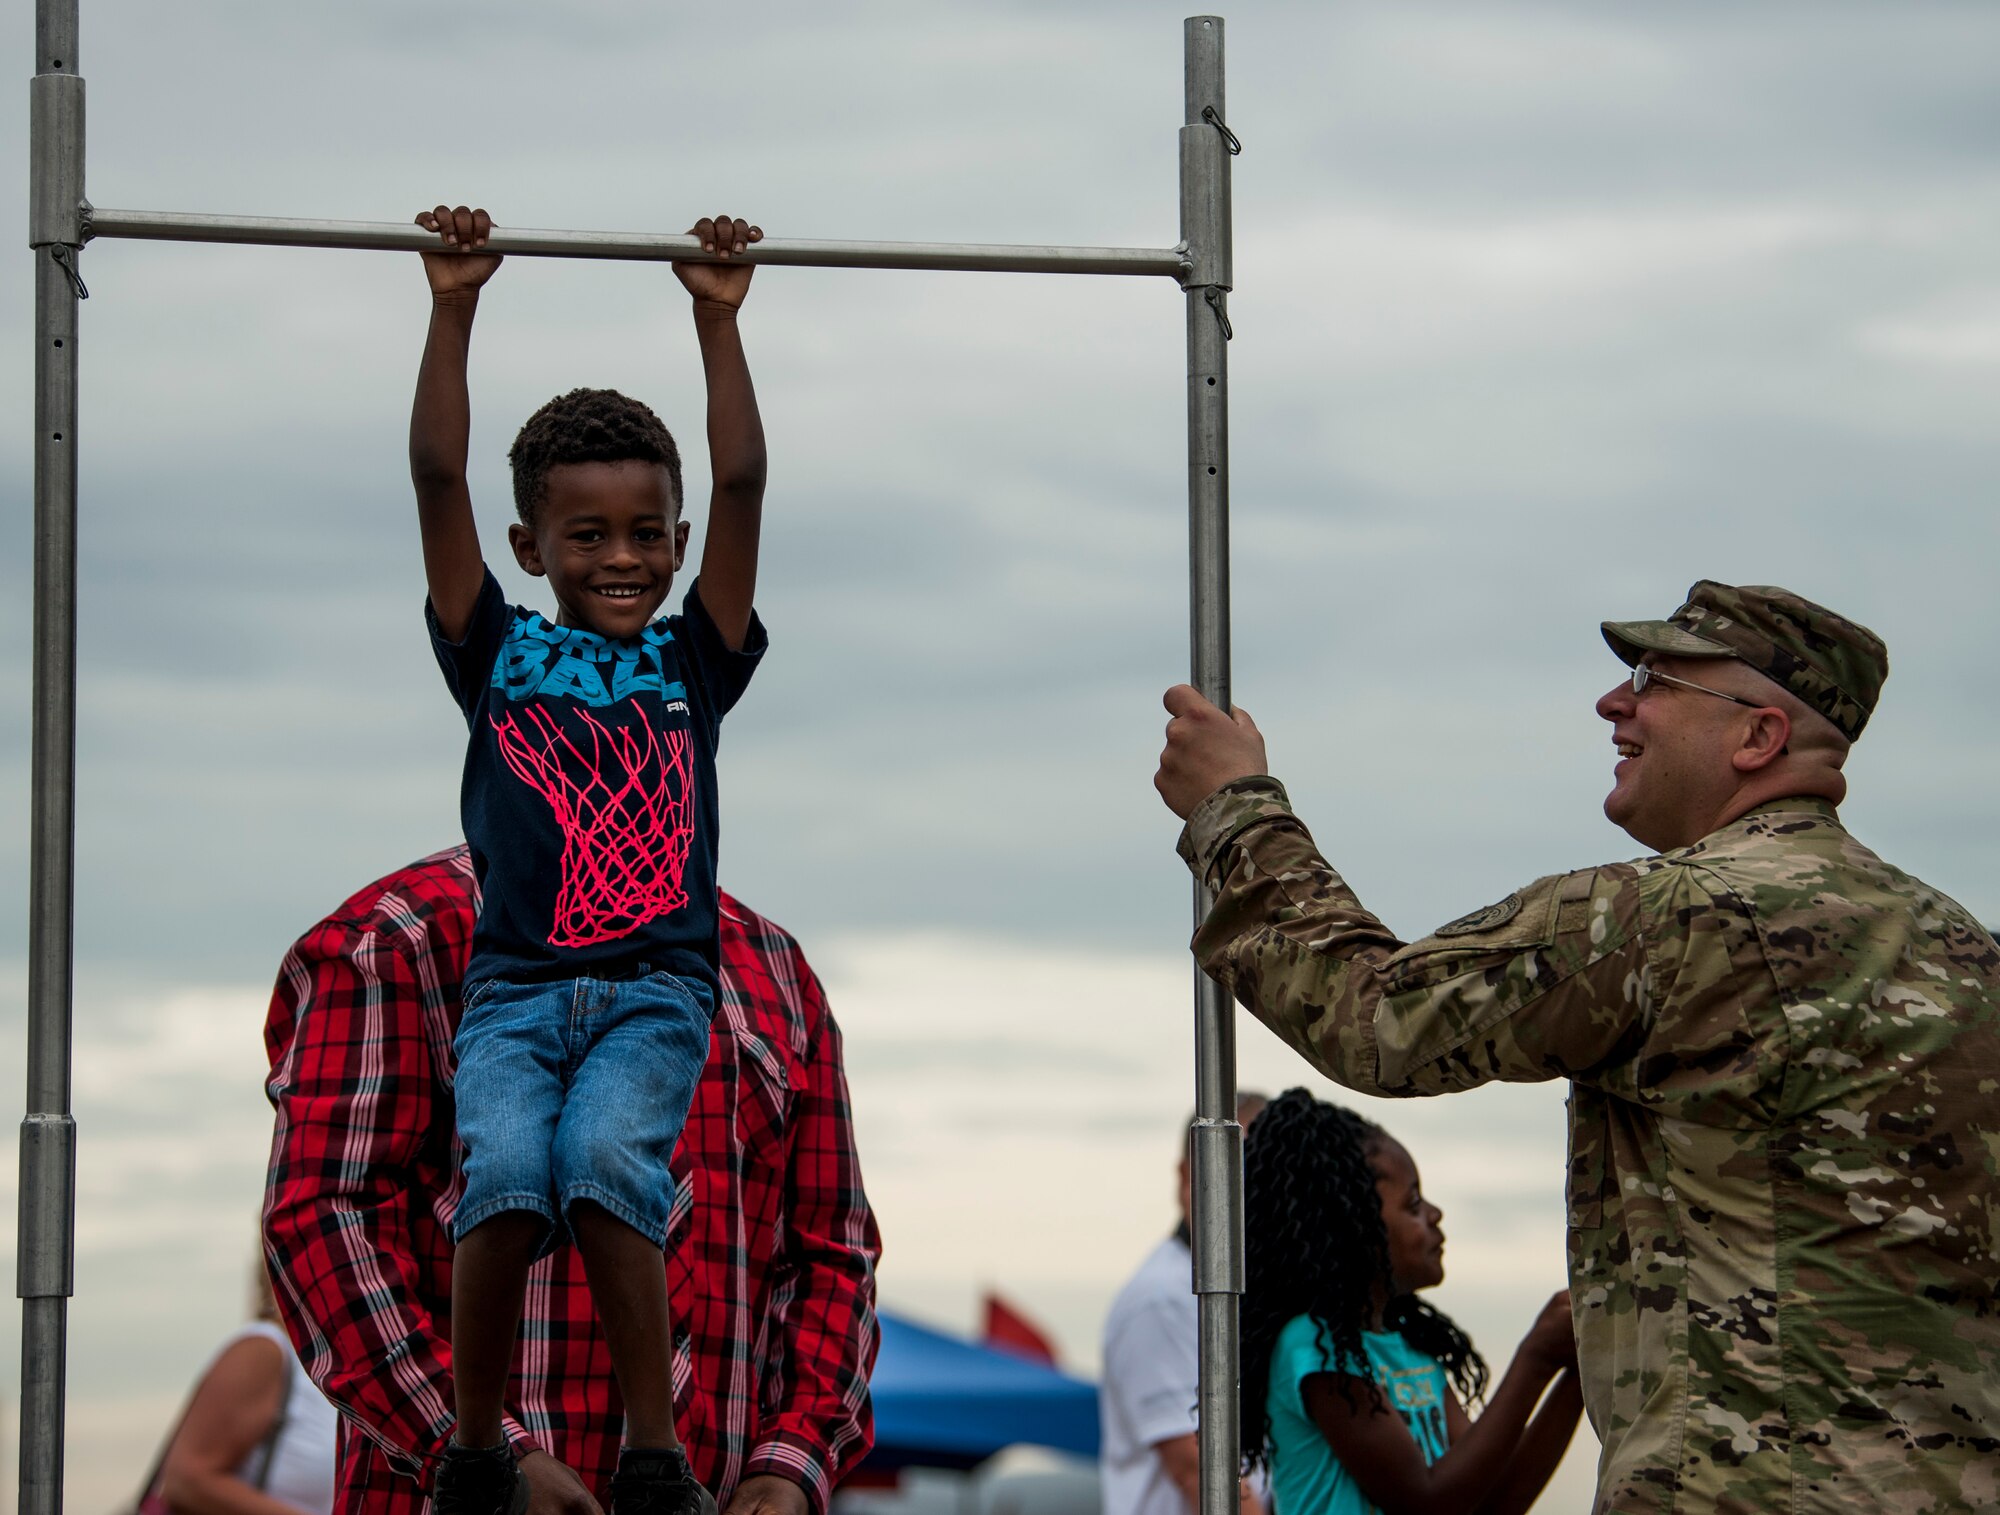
[{"xmin": 508, "ymin": 459, "xmax": 690, "ymax": 639}]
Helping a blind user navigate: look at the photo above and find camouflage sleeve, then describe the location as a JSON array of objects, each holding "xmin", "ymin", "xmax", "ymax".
[{"xmin": 1178, "ymin": 776, "xmax": 1653, "ymax": 1097}]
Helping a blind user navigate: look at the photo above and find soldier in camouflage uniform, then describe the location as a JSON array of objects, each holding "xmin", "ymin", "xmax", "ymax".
[{"xmin": 1153, "ymin": 582, "xmax": 1999, "ymax": 1515}]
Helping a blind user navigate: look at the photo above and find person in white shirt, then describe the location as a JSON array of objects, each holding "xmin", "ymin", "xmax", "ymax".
[
  {"xmin": 142, "ymin": 1260, "xmax": 340, "ymax": 1515},
  {"xmin": 1100, "ymin": 1094, "xmax": 1266, "ymax": 1515}
]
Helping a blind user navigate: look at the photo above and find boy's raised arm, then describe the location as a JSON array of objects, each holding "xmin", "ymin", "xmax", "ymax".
[
  {"xmin": 409, "ymin": 204, "xmax": 502, "ymax": 644},
  {"xmin": 676, "ymin": 214, "xmax": 768, "ymax": 652}
]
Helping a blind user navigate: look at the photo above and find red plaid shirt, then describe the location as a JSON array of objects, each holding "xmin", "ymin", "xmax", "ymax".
[{"xmin": 262, "ymin": 847, "xmax": 880, "ymax": 1513}]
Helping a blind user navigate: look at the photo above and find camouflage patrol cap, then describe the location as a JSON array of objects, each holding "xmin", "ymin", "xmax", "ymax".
[{"xmin": 1601, "ymin": 581, "xmax": 1888, "ymax": 741}]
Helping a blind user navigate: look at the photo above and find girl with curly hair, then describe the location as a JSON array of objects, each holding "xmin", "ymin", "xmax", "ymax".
[{"xmin": 1242, "ymin": 1089, "xmax": 1582, "ymax": 1515}]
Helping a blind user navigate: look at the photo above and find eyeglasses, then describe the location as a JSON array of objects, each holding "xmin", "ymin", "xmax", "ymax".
[{"xmin": 1630, "ymin": 663, "xmax": 1770, "ymax": 711}]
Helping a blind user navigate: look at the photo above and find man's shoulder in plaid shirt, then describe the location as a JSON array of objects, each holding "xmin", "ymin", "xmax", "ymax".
[{"xmin": 262, "ymin": 845, "xmax": 881, "ymax": 1514}]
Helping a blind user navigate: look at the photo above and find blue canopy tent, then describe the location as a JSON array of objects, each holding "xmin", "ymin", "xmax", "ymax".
[{"xmin": 863, "ymin": 1312, "xmax": 1101, "ymax": 1472}]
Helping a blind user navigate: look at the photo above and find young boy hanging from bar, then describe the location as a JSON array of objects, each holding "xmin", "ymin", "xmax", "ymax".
[{"xmin": 410, "ymin": 203, "xmax": 767, "ymax": 1515}]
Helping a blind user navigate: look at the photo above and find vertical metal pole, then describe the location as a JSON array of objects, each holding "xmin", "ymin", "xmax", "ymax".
[
  {"xmin": 1181, "ymin": 18, "xmax": 1239, "ymax": 1515},
  {"xmin": 24, "ymin": 0, "xmax": 85, "ymax": 1509}
]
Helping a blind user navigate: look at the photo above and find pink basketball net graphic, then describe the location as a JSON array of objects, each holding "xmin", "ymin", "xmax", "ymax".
[{"xmin": 492, "ymin": 700, "xmax": 695, "ymax": 948}]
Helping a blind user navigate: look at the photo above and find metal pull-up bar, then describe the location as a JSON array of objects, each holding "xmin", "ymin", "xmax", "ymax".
[
  {"xmin": 24, "ymin": 11, "xmax": 1239, "ymax": 1515},
  {"xmin": 84, "ymin": 208, "xmax": 1193, "ymax": 279}
]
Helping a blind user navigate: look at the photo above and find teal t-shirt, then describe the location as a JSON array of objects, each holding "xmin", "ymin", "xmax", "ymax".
[{"xmin": 1266, "ymin": 1313, "xmax": 1451, "ymax": 1515}]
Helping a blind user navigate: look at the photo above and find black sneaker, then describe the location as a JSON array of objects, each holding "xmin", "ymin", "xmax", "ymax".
[
  {"xmin": 608, "ymin": 1446, "xmax": 718, "ymax": 1515},
  {"xmin": 434, "ymin": 1439, "xmax": 529, "ymax": 1515}
]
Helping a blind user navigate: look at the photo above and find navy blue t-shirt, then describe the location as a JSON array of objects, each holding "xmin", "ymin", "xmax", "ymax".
[{"xmin": 429, "ymin": 568, "xmax": 765, "ymax": 998}]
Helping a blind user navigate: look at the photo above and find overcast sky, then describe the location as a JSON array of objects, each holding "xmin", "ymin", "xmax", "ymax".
[{"xmin": 4, "ymin": 2, "xmax": 1998, "ymax": 1510}]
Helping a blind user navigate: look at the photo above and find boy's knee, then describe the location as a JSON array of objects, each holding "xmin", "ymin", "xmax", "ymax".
[
  {"xmin": 565, "ymin": 1197, "xmax": 640, "ymax": 1239},
  {"xmin": 562, "ymin": 1191, "xmax": 670, "ymax": 1257},
  {"xmin": 456, "ymin": 1208, "xmax": 547, "ymax": 1258}
]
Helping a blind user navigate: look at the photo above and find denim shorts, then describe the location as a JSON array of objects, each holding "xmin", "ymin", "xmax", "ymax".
[{"xmin": 451, "ymin": 969, "xmax": 714, "ymax": 1251}]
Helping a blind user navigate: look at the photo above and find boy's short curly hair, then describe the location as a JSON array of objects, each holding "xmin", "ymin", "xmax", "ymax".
[{"xmin": 508, "ymin": 387, "xmax": 683, "ymax": 528}]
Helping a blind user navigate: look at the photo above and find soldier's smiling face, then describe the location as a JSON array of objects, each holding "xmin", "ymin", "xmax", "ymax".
[{"xmin": 1596, "ymin": 655, "xmax": 1756, "ymax": 851}]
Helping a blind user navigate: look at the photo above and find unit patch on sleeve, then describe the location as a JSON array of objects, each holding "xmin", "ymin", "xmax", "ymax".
[{"xmin": 1433, "ymin": 891, "xmax": 1523, "ymax": 937}]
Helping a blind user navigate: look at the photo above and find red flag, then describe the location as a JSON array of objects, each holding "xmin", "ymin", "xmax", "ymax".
[{"xmin": 982, "ymin": 1291, "xmax": 1059, "ymax": 1365}]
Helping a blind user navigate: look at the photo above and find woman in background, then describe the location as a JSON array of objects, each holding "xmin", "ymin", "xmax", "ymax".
[{"xmin": 137, "ymin": 1257, "xmax": 337, "ymax": 1515}]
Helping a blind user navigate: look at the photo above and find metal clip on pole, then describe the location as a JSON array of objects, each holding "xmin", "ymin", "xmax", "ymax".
[
  {"xmin": 1200, "ymin": 105, "xmax": 1243, "ymax": 156},
  {"xmin": 50, "ymin": 245, "xmax": 88, "ymax": 300},
  {"xmin": 1204, "ymin": 287, "xmax": 1232, "ymax": 342}
]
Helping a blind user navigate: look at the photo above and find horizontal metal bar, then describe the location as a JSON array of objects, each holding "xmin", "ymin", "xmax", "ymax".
[{"xmin": 85, "ymin": 209, "xmax": 1190, "ymax": 279}]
